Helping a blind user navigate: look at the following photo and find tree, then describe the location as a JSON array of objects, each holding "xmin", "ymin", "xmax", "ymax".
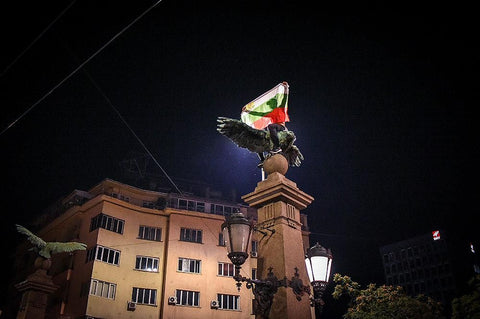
[
  {"xmin": 451, "ymin": 274, "xmax": 480, "ymax": 319},
  {"xmin": 332, "ymin": 274, "xmax": 445, "ymax": 319}
]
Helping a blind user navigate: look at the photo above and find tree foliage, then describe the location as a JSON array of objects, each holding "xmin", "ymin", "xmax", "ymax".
[
  {"xmin": 332, "ymin": 274, "xmax": 445, "ymax": 319},
  {"xmin": 451, "ymin": 274, "xmax": 480, "ymax": 319}
]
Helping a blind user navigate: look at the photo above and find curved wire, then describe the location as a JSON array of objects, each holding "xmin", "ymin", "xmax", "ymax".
[
  {"xmin": 0, "ymin": 0, "xmax": 163, "ymax": 137},
  {"xmin": 1, "ymin": 0, "xmax": 77, "ymax": 77}
]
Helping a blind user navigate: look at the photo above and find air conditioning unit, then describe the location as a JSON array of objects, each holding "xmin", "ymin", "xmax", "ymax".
[
  {"xmin": 210, "ymin": 300, "xmax": 219, "ymax": 309},
  {"xmin": 168, "ymin": 296, "xmax": 177, "ymax": 305},
  {"xmin": 127, "ymin": 301, "xmax": 136, "ymax": 311},
  {"xmin": 251, "ymin": 251, "xmax": 258, "ymax": 257}
]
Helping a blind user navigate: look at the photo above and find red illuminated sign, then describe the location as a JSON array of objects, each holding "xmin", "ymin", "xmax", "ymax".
[{"xmin": 432, "ymin": 230, "xmax": 440, "ymax": 241}]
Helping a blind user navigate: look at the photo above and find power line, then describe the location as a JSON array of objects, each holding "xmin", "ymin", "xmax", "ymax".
[
  {"xmin": 81, "ymin": 68, "xmax": 183, "ymax": 195},
  {"xmin": 0, "ymin": 0, "xmax": 77, "ymax": 77},
  {"xmin": 0, "ymin": 0, "xmax": 163, "ymax": 138}
]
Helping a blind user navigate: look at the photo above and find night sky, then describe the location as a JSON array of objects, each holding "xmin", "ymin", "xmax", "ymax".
[{"xmin": 1, "ymin": 1, "xmax": 478, "ymax": 314}]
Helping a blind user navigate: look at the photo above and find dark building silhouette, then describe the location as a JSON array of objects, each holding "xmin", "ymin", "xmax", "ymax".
[{"xmin": 380, "ymin": 230, "xmax": 463, "ymax": 308}]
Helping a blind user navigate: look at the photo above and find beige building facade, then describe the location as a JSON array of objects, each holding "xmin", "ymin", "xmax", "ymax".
[{"xmin": 13, "ymin": 178, "xmax": 311, "ymax": 319}]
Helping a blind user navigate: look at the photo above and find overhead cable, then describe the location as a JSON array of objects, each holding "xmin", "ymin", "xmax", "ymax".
[
  {"xmin": 0, "ymin": 0, "xmax": 163, "ymax": 137},
  {"xmin": 81, "ymin": 68, "xmax": 183, "ymax": 195},
  {"xmin": 0, "ymin": 0, "xmax": 77, "ymax": 77}
]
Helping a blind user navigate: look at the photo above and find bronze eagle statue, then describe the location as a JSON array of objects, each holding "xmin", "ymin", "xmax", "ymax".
[
  {"xmin": 16, "ymin": 224, "xmax": 87, "ymax": 259},
  {"xmin": 216, "ymin": 117, "xmax": 304, "ymax": 167}
]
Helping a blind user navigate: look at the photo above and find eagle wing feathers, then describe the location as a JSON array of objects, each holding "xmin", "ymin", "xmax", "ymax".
[
  {"xmin": 48, "ymin": 242, "xmax": 87, "ymax": 255},
  {"xmin": 16, "ymin": 224, "xmax": 87, "ymax": 259},
  {"xmin": 217, "ymin": 117, "xmax": 272, "ymax": 153},
  {"xmin": 16, "ymin": 224, "xmax": 46, "ymax": 248},
  {"xmin": 217, "ymin": 117, "xmax": 303, "ymax": 167}
]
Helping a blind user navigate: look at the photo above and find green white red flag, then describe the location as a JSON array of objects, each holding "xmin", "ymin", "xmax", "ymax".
[{"xmin": 240, "ymin": 82, "xmax": 290, "ymax": 130}]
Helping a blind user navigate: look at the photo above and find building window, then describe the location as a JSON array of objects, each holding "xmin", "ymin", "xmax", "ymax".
[
  {"xmin": 218, "ymin": 262, "xmax": 235, "ymax": 277},
  {"xmin": 218, "ymin": 233, "xmax": 226, "ymax": 246},
  {"xmin": 213, "ymin": 205, "xmax": 239, "ymax": 216},
  {"xmin": 217, "ymin": 294, "xmax": 240, "ymax": 310},
  {"xmin": 118, "ymin": 194, "xmax": 130, "ymax": 202},
  {"xmin": 135, "ymin": 256, "xmax": 159, "ymax": 272},
  {"xmin": 90, "ymin": 213, "xmax": 124, "ymax": 234},
  {"xmin": 138, "ymin": 225, "xmax": 162, "ymax": 241},
  {"xmin": 132, "ymin": 287, "xmax": 157, "ymax": 305},
  {"xmin": 90, "ymin": 279, "xmax": 116, "ymax": 299},
  {"xmin": 251, "ymin": 240, "xmax": 258, "ymax": 257},
  {"xmin": 86, "ymin": 245, "xmax": 120, "ymax": 266},
  {"xmin": 179, "ymin": 199, "xmax": 188, "ymax": 209},
  {"xmin": 178, "ymin": 258, "xmax": 201, "ymax": 274},
  {"xmin": 180, "ymin": 228, "xmax": 202, "ymax": 243},
  {"xmin": 176, "ymin": 289, "xmax": 199, "ymax": 307},
  {"xmin": 169, "ymin": 198, "xmax": 206, "ymax": 213},
  {"xmin": 252, "ymin": 268, "xmax": 257, "ymax": 280},
  {"xmin": 142, "ymin": 201, "xmax": 155, "ymax": 208}
]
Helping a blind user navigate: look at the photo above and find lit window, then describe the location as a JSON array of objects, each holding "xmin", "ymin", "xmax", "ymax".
[
  {"xmin": 178, "ymin": 258, "xmax": 201, "ymax": 274},
  {"xmin": 89, "ymin": 279, "xmax": 116, "ymax": 299},
  {"xmin": 135, "ymin": 256, "xmax": 159, "ymax": 272}
]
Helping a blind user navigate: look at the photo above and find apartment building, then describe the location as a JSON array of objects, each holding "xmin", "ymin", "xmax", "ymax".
[{"xmin": 13, "ymin": 178, "xmax": 308, "ymax": 319}]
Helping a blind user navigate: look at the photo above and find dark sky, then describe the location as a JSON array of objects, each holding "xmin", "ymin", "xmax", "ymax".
[{"xmin": 1, "ymin": 0, "xmax": 478, "ymax": 308}]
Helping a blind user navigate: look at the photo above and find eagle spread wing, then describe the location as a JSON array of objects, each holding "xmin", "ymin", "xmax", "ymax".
[
  {"xmin": 16, "ymin": 224, "xmax": 87, "ymax": 259},
  {"xmin": 47, "ymin": 242, "xmax": 87, "ymax": 256},
  {"xmin": 217, "ymin": 117, "xmax": 272, "ymax": 153},
  {"xmin": 16, "ymin": 224, "xmax": 46, "ymax": 249},
  {"xmin": 217, "ymin": 117, "xmax": 304, "ymax": 167}
]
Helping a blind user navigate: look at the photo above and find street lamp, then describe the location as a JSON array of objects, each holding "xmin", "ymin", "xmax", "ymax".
[
  {"xmin": 221, "ymin": 212, "xmax": 310, "ymax": 318},
  {"xmin": 305, "ymin": 242, "xmax": 333, "ymax": 312},
  {"xmin": 221, "ymin": 212, "xmax": 253, "ymax": 272}
]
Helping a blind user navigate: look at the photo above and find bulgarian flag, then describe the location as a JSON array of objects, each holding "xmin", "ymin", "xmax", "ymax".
[{"xmin": 240, "ymin": 82, "xmax": 290, "ymax": 130}]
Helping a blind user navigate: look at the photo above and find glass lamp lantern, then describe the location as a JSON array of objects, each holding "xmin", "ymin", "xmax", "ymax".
[
  {"xmin": 305, "ymin": 242, "xmax": 333, "ymax": 302},
  {"xmin": 221, "ymin": 212, "xmax": 253, "ymax": 269}
]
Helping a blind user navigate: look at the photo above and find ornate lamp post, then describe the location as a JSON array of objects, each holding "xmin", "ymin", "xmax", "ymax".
[
  {"xmin": 221, "ymin": 212, "xmax": 310, "ymax": 318},
  {"xmin": 221, "ymin": 212, "xmax": 253, "ymax": 289},
  {"xmin": 305, "ymin": 242, "xmax": 333, "ymax": 314}
]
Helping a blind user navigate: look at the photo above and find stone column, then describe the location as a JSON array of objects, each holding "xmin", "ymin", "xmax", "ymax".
[
  {"xmin": 15, "ymin": 257, "xmax": 59, "ymax": 319},
  {"xmin": 242, "ymin": 154, "xmax": 314, "ymax": 319}
]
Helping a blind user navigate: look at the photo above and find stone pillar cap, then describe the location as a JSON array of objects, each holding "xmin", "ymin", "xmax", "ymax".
[{"xmin": 242, "ymin": 172, "xmax": 314, "ymax": 209}]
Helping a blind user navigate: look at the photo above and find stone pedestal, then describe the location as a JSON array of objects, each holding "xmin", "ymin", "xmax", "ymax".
[
  {"xmin": 15, "ymin": 259, "xmax": 59, "ymax": 319},
  {"xmin": 242, "ymin": 155, "xmax": 314, "ymax": 319}
]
